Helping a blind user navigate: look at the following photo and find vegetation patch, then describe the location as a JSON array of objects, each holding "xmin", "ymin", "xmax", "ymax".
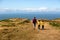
[
  {"xmin": 18, "ymin": 19, "xmax": 30, "ymax": 24},
  {"xmin": 1, "ymin": 23, "xmax": 15, "ymax": 27},
  {"xmin": 49, "ymin": 22, "xmax": 60, "ymax": 27},
  {"xmin": 0, "ymin": 19, "xmax": 13, "ymax": 22}
]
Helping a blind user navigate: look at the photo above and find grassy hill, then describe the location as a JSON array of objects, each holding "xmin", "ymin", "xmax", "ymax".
[
  {"xmin": 0, "ymin": 18, "xmax": 60, "ymax": 40},
  {"xmin": 0, "ymin": 18, "xmax": 30, "ymax": 27},
  {"xmin": 0, "ymin": 18, "xmax": 35, "ymax": 40}
]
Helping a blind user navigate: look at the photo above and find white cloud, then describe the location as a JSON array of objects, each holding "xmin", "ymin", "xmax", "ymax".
[
  {"xmin": 0, "ymin": 7, "xmax": 60, "ymax": 12},
  {"xmin": 38, "ymin": 7, "xmax": 48, "ymax": 12},
  {"xmin": 39, "ymin": 7, "xmax": 48, "ymax": 10},
  {"xmin": 0, "ymin": 8, "xmax": 17, "ymax": 12},
  {"xmin": 19, "ymin": 7, "xmax": 48, "ymax": 12}
]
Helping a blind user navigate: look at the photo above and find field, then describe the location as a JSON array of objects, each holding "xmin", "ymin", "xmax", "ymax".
[{"xmin": 0, "ymin": 18, "xmax": 60, "ymax": 40}]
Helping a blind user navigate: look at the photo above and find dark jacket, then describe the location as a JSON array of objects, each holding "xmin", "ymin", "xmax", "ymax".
[{"xmin": 32, "ymin": 19, "xmax": 37, "ymax": 24}]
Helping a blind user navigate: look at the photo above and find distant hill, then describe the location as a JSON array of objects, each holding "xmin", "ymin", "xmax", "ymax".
[{"xmin": 0, "ymin": 18, "xmax": 30, "ymax": 27}]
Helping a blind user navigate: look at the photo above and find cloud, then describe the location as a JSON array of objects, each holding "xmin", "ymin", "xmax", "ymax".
[
  {"xmin": 0, "ymin": 7, "xmax": 60, "ymax": 13},
  {"xmin": 39, "ymin": 7, "xmax": 48, "ymax": 10},
  {"xmin": 19, "ymin": 7, "xmax": 48, "ymax": 12},
  {"xmin": 0, "ymin": 8, "xmax": 16, "ymax": 12},
  {"xmin": 38, "ymin": 7, "xmax": 48, "ymax": 12}
]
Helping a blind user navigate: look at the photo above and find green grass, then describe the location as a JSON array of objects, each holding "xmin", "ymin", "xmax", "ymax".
[
  {"xmin": 49, "ymin": 22, "xmax": 60, "ymax": 27},
  {"xmin": 0, "ymin": 19, "xmax": 13, "ymax": 22}
]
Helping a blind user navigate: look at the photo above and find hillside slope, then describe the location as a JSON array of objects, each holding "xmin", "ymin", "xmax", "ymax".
[{"xmin": 0, "ymin": 18, "xmax": 60, "ymax": 40}]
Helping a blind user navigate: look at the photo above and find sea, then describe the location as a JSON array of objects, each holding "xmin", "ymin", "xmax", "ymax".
[{"xmin": 0, "ymin": 13, "xmax": 60, "ymax": 20}]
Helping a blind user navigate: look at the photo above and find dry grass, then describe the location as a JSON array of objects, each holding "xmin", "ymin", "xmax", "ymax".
[
  {"xmin": 0, "ymin": 18, "xmax": 36, "ymax": 40},
  {"xmin": 0, "ymin": 18, "xmax": 60, "ymax": 40},
  {"xmin": 0, "ymin": 23, "xmax": 37, "ymax": 40}
]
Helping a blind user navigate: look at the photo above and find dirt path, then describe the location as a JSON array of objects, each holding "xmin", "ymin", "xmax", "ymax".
[{"xmin": 34, "ymin": 22, "xmax": 60, "ymax": 40}]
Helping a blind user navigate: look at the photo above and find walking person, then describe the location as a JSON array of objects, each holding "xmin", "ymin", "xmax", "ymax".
[
  {"xmin": 38, "ymin": 20, "xmax": 41, "ymax": 31},
  {"xmin": 32, "ymin": 17, "xmax": 37, "ymax": 30}
]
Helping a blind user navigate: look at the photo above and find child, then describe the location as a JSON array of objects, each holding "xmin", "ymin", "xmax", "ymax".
[{"xmin": 38, "ymin": 20, "xmax": 41, "ymax": 31}]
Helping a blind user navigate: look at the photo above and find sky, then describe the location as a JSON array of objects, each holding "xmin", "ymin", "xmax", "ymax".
[{"xmin": 0, "ymin": 0, "xmax": 60, "ymax": 12}]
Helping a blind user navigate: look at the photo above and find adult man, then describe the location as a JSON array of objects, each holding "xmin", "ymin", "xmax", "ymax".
[{"xmin": 32, "ymin": 17, "xmax": 37, "ymax": 30}]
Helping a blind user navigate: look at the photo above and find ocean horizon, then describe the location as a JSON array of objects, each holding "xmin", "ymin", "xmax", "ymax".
[{"xmin": 0, "ymin": 13, "xmax": 60, "ymax": 20}]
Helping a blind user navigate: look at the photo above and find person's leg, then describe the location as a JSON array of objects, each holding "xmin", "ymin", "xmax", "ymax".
[
  {"xmin": 38, "ymin": 25, "xmax": 40, "ymax": 31},
  {"xmin": 42, "ymin": 25, "xmax": 44, "ymax": 30},
  {"xmin": 34, "ymin": 23, "xmax": 36, "ymax": 30}
]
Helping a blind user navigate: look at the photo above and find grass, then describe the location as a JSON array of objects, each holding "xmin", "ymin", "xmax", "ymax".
[
  {"xmin": 1, "ymin": 23, "xmax": 15, "ymax": 27},
  {"xmin": 0, "ymin": 24, "xmax": 36, "ymax": 40},
  {"xmin": 0, "ymin": 18, "xmax": 36, "ymax": 40},
  {"xmin": 0, "ymin": 19, "xmax": 13, "ymax": 22},
  {"xmin": 49, "ymin": 22, "xmax": 60, "ymax": 27},
  {"xmin": 0, "ymin": 19, "xmax": 30, "ymax": 27},
  {"xmin": 18, "ymin": 19, "xmax": 30, "ymax": 24},
  {"xmin": 49, "ymin": 22, "xmax": 60, "ymax": 29}
]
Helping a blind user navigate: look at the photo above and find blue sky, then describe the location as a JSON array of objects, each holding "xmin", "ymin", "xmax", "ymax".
[{"xmin": 0, "ymin": 0, "xmax": 60, "ymax": 12}]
